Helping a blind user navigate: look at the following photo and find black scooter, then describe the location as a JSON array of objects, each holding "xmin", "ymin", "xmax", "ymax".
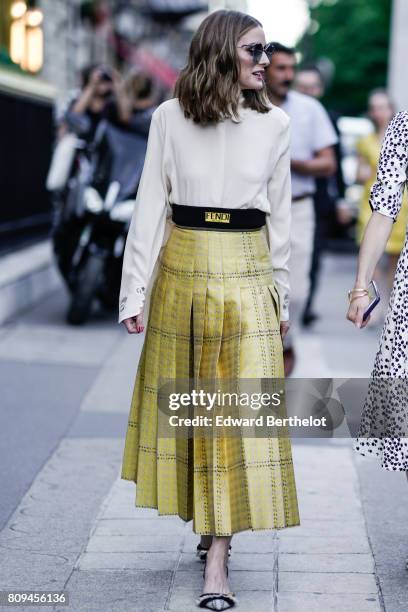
[{"xmin": 51, "ymin": 109, "xmax": 153, "ymax": 325}]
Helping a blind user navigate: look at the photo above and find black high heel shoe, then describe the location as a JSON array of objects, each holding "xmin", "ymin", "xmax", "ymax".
[
  {"xmin": 195, "ymin": 556, "xmax": 237, "ymax": 609},
  {"xmin": 196, "ymin": 543, "xmax": 232, "ymax": 562}
]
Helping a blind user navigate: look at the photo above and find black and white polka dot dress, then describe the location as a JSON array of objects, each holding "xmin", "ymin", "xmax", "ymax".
[{"xmin": 353, "ymin": 111, "xmax": 408, "ymax": 470}]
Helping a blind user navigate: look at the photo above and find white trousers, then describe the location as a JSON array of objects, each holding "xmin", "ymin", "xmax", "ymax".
[{"xmin": 283, "ymin": 196, "xmax": 316, "ymax": 349}]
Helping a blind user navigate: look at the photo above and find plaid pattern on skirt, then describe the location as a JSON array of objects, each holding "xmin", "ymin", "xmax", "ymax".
[{"xmin": 121, "ymin": 225, "xmax": 300, "ymax": 535}]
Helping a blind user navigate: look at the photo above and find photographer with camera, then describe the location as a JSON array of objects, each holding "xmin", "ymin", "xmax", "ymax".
[
  {"xmin": 57, "ymin": 63, "xmax": 132, "ymax": 142},
  {"xmin": 47, "ymin": 63, "xmax": 132, "ymax": 194}
]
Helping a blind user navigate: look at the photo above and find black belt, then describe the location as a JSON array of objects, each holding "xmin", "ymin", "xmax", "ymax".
[{"xmin": 171, "ymin": 204, "xmax": 266, "ymax": 230}]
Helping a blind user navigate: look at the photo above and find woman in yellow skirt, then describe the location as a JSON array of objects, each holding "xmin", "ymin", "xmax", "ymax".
[
  {"xmin": 118, "ymin": 9, "xmax": 300, "ymax": 610},
  {"xmin": 356, "ymin": 89, "xmax": 408, "ymax": 311}
]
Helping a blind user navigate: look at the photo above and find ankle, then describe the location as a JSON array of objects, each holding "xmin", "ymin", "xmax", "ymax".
[
  {"xmin": 206, "ymin": 547, "xmax": 228, "ymax": 565},
  {"xmin": 204, "ymin": 557, "xmax": 228, "ymax": 580}
]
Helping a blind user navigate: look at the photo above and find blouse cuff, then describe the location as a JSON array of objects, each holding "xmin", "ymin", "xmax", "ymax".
[
  {"xmin": 274, "ymin": 278, "xmax": 290, "ymax": 321},
  {"xmin": 275, "ymin": 282, "xmax": 290, "ymax": 322},
  {"xmin": 279, "ymin": 302, "xmax": 290, "ymax": 322},
  {"xmin": 118, "ymin": 288, "xmax": 145, "ymax": 324},
  {"xmin": 369, "ymin": 184, "xmax": 400, "ymax": 222}
]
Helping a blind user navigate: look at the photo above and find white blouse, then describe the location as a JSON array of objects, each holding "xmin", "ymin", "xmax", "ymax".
[{"xmin": 118, "ymin": 93, "xmax": 292, "ymax": 324}]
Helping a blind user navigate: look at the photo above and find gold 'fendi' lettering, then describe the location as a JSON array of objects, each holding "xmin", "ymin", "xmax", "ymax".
[{"xmin": 205, "ymin": 211, "xmax": 231, "ymax": 223}]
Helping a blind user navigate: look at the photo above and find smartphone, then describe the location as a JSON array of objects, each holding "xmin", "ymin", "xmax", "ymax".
[{"xmin": 362, "ymin": 279, "xmax": 380, "ymax": 322}]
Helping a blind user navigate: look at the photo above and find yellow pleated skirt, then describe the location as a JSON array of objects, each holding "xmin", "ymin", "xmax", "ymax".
[{"xmin": 121, "ymin": 225, "xmax": 300, "ymax": 535}]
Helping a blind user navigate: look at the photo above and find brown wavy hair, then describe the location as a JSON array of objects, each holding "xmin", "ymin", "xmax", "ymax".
[{"xmin": 174, "ymin": 9, "xmax": 271, "ymax": 124}]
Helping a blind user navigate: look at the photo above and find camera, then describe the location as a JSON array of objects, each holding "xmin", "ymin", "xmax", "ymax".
[{"xmin": 99, "ymin": 68, "xmax": 113, "ymax": 82}]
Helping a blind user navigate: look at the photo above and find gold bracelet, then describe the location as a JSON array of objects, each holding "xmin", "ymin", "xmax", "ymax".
[
  {"xmin": 348, "ymin": 287, "xmax": 369, "ymax": 294},
  {"xmin": 348, "ymin": 289, "xmax": 369, "ymax": 303},
  {"xmin": 348, "ymin": 289, "xmax": 369, "ymax": 295},
  {"xmin": 349, "ymin": 294, "xmax": 369, "ymax": 304},
  {"xmin": 348, "ymin": 288, "xmax": 369, "ymax": 295}
]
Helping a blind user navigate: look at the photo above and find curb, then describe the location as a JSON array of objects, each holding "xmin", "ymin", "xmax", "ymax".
[{"xmin": 0, "ymin": 240, "xmax": 62, "ymax": 325}]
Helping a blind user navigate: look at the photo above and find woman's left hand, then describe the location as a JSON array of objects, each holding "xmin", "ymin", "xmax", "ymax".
[
  {"xmin": 346, "ymin": 294, "xmax": 370, "ymax": 329},
  {"xmin": 280, "ymin": 320, "xmax": 290, "ymax": 339}
]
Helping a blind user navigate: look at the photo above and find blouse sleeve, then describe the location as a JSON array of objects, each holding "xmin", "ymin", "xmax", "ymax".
[
  {"xmin": 369, "ymin": 111, "xmax": 408, "ymax": 222},
  {"xmin": 265, "ymin": 116, "xmax": 292, "ymax": 322},
  {"xmin": 118, "ymin": 107, "xmax": 169, "ymax": 324}
]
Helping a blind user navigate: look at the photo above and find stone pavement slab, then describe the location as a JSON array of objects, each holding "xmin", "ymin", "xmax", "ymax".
[
  {"xmin": 277, "ymin": 592, "xmax": 381, "ymax": 612},
  {"xmin": 278, "ymin": 571, "xmax": 378, "ymax": 593},
  {"xmin": 80, "ymin": 333, "xmax": 144, "ymax": 414},
  {"xmin": 278, "ymin": 536, "xmax": 370, "ymax": 554},
  {"xmin": 77, "ymin": 551, "xmax": 180, "ymax": 571},
  {"xmin": 278, "ymin": 553, "xmax": 375, "ymax": 574},
  {"xmin": 354, "ymin": 451, "xmax": 408, "ymax": 612},
  {"xmin": 0, "ymin": 323, "xmax": 120, "ymax": 366},
  {"xmin": 85, "ymin": 534, "xmax": 183, "ymax": 553},
  {"xmin": 54, "ymin": 569, "xmax": 171, "ymax": 612},
  {"xmin": 275, "ymin": 442, "xmax": 381, "ymax": 611},
  {"xmin": 0, "ymin": 438, "xmax": 122, "ymax": 592},
  {"xmin": 278, "ymin": 518, "xmax": 366, "ymax": 538},
  {"xmin": 94, "ymin": 518, "xmax": 185, "ymax": 536}
]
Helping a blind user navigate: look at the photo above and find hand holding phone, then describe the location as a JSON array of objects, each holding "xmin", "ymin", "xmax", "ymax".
[
  {"xmin": 362, "ymin": 280, "xmax": 380, "ymax": 322},
  {"xmin": 347, "ymin": 280, "xmax": 381, "ymax": 328}
]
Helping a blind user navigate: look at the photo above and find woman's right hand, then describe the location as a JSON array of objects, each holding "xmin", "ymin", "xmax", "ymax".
[
  {"xmin": 122, "ymin": 310, "xmax": 144, "ymax": 334},
  {"xmin": 280, "ymin": 320, "xmax": 290, "ymax": 340},
  {"xmin": 346, "ymin": 294, "xmax": 370, "ymax": 329}
]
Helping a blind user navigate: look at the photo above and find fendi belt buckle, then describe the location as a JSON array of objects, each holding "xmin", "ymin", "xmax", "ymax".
[{"xmin": 204, "ymin": 211, "xmax": 231, "ymax": 223}]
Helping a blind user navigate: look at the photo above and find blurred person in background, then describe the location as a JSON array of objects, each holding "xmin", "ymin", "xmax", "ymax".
[
  {"xmin": 47, "ymin": 63, "xmax": 133, "ymax": 193},
  {"xmin": 355, "ymin": 89, "xmax": 408, "ymax": 323},
  {"xmin": 294, "ymin": 66, "xmax": 348, "ymax": 327},
  {"xmin": 46, "ymin": 66, "xmax": 154, "ymax": 318},
  {"xmin": 264, "ymin": 43, "xmax": 338, "ymax": 376},
  {"xmin": 111, "ymin": 70, "xmax": 159, "ymax": 199},
  {"xmin": 57, "ymin": 63, "xmax": 132, "ymax": 141},
  {"xmin": 123, "ymin": 69, "xmax": 158, "ymax": 136}
]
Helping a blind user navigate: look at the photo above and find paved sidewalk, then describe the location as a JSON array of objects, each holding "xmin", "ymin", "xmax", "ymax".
[
  {"xmin": 277, "ymin": 444, "xmax": 380, "ymax": 612},
  {"xmin": 75, "ymin": 476, "xmax": 279, "ymax": 611},
  {"xmin": 60, "ymin": 440, "xmax": 380, "ymax": 612}
]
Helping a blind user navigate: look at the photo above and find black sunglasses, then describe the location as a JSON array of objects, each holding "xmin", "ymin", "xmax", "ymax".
[{"xmin": 237, "ymin": 42, "xmax": 276, "ymax": 64}]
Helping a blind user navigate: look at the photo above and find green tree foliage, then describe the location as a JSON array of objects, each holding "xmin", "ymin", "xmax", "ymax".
[{"xmin": 299, "ymin": 0, "xmax": 392, "ymax": 115}]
